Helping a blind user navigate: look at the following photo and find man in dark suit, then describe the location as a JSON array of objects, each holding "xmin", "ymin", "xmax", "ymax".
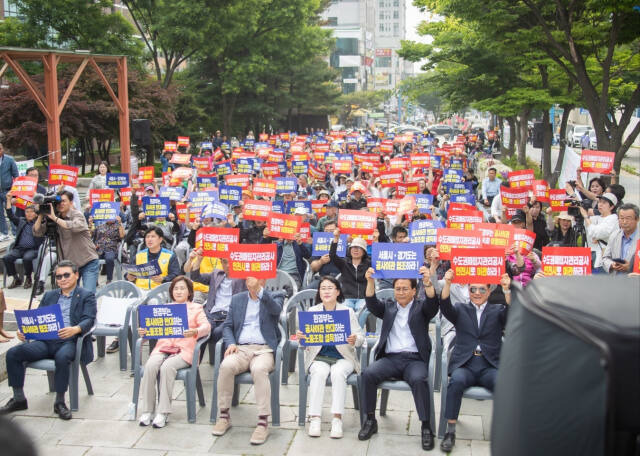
[
  {"xmin": 185, "ymin": 248, "xmax": 247, "ymax": 363},
  {"xmin": 358, "ymin": 265, "xmax": 439, "ymax": 450},
  {"xmin": 438, "ymin": 269, "xmax": 511, "ymax": 452},
  {"xmin": 0, "ymin": 260, "xmax": 96, "ymax": 420},
  {"xmin": 212, "ymin": 277, "xmax": 284, "ymax": 446}
]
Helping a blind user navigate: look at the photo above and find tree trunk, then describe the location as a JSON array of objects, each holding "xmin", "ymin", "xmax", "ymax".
[
  {"xmin": 517, "ymin": 108, "xmax": 530, "ymax": 166},
  {"xmin": 550, "ymin": 104, "xmax": 574, "ymax": 188},
  {"xmin": 502, "ymin": 116, "xmax": 516, "ymax": 157},
  {"xmin": 541, "ymin": 109, "xmax": 552, "ymax": 181},
  {"xmin": 222, "ymin": 92, "xmax": 237, "ymax": 137}
]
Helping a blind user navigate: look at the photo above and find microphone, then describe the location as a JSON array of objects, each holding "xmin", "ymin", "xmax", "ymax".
[
  {"xmin": 33, "ymin": 193, "xmax": 45, "ymax": 204},
  {"xmin": 33, "ymin": 193, "xmax": 62, "ymax": 205}
]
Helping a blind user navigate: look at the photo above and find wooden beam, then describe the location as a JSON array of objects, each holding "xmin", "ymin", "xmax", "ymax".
[
  {"xmin": 118, "ymin": 57, "xmax": 131, "ymax": 174},
  {"xmin": 89, "ymin": 58, "xmax": 123, "ymax": 112},
  {"xmin": 0, "ymin": 53, "xmax": 52, "ymax": 121},
  {"xmin": 0, "ymin": 62, "xmax": 8, "ymax": 79},
  {"xmin": 57, "ymin": 58, "xmax": 88, "ymax": 116},
  {"xmin": 43, "ymin": 52, "xmax": 61, "ymax": 165}
]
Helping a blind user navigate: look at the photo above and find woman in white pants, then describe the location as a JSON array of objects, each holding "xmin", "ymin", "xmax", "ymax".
[{"xmin": 297, "ymin": 276, "xmax": 364, "ymax": 438}]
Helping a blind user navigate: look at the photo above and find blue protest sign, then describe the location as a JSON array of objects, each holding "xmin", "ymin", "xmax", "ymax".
[
  {"xmin": 219, "ymin": 185, "xmax": 242, "ymax": 205},
  {"xmin": 159, "ymin": 186, "xmax": 185, "ymax": 201},
  {"xmin": 285, "ymin": 200, "xmax": 312, "ymax": 215},
  {"xmin": 271, "ymin": 200, "xmax": 285, "ymax": 214},
  {"xmin": 409, "ymin": 219, "xmax": 445, "ymax": 244},
  {"xmin": 142, "ymin": 196, "xmax": 170, "ymax": 218},
  {"xmin": 15, "ymin": 304, "xmax": 65, "ymax": 340},
  {"xmin": 430, "ymin": 155, "xmax": 442, "ymax": 169},
  {"xmin": 106, "ymin": 173, "xmax": 130, "ymax": 189},
  {"xmin": 312, "ymin": 232, "xmax": 347, "ymax": 257},
  {"xmin": 236, "ymin": 158, "xmax": 255, "ymax": 174},
  {"xmin": 196, "ymin": 176, "xmax": 218, "ymax": 189},
  {"xmin": 244, "ymin": 138, "xmax": 255, "ymax": 148},
  {"xmin": 449, "ymin": 158, "xmax": 465, "ymax": 169},
  {"xmin": 414, "ymin": 194, "xmax": 434, "ymax": 214},
  {"xmin": 443, "ymin": 181, "xmax": 473, "ymax": 196},
  {"xmin": 451, "ymin": 193, "xmax": 476, "ymax": 206},
  {"xmin": 121, "ymin": 259, "xmax": 162, "ymax": 278},
  {"xmin": 201, "ymin": 201, "xmax": 229, "ymax": 220},
  {"xmin": 277, "ymin": 161, "xmax": 288, "ymax": 175},
  {"xmin": 91, "ymin": 201, "xmax": 119, "ymax": 224},
  {"xmin": 138, "ymin": 304, "xmax": 189, "ymax": 339},
  {"xmin": 442, "ymin": 169, "xmax": 463, "ymax": 184},
  {"xmin": 276, "ymin": 177, "xmax": 298, "ymax": 194},
  {"xmin": 298, "ymin": 310, "xmax": 351, "ymax": 346},
  {"xmin": 189, "ymin": 191, "xmax": 218, "ymax": 210},
  {"xmin": 292, "ymin": 160, "xmax": 309, "ymax": 175},
  {"xmin": 215, "ymin": 161, "xmax": 232, "ymax": 176},
  {"xmin": 371, "ymin": 243, "xmax": 423, "ymax": 279},
  {"xmin": 201, "ymin": 141, "xmax": 213, "ymax": 149}
]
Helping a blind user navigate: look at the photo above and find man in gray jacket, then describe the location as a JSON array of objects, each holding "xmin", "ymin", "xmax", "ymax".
[
  {"xmin": 602, "ymin": 203, "xmax": 639, "ymax": 274},
  {"xmin": 0, "ymin": 142, "xmax": 19, "ymax": 241}
]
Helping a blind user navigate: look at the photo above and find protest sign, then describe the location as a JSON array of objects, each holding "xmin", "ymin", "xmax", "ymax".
[
  {"xmin": 201, "ymin": 202, "xmax": 229, "ymax": 220},
  {"xmin": 443, "ymin": 181, "xmax": 473, "ymax": 197},
  {"xmin": 292, "ymin": 160, "xmax": 309, "ymax": 176},
  {"xmin": 170, "ymin": 153, "xmax": 191, "ymax": 165},
  {"xmin": 451, "ymin": 193, "xmax": 476, "ymax": 206},
  {"xmin": 177, "ymin": 136, "xmax": 190, "ymax": 147},
  {"xmin": 219, "ymin": 185, "xmax": 242, "ymax": 205},
  {"xmin": 430, "ymin": 155, "xmax": 442, "ymax": 169},
  {"xmin": 312, "ymin": 232, "xmax": 347, "ymax": 257},
  {"xmin": 171, "ymin": 166, "xmax": 193, "ymax": 180},
  {"xmin": 139, "ymin": 304, "xmax": 189, "ymax": 339},
  {"xmin": 384, "ymin": 199, "xmax": 400, "ymax": 216},
  {"xmin": 16, "ymin": 159, "xmax": 34, "ymax": 177},
  {"xmin": 508, "ymin": 169, "xmax": 535, "ymax": 188},
  {"xmin": 410, "ymin": 153, "xmax": 431, "ymax": 168},
  {"xmin": 580, "ymin": 150, "xmax": 614, "ymax": 174},
  {"xmin": 91, "ymin": 202, "xmax": 119, "ymax": 223},
  {"xmin": 164, "ymin": 141, "xmax": 177, "ymax": 151},
  {"xmin": 501, "ymin": 186, "xmax": 530, "ymax": 208},
  {"xmin": 196, "ymin": 227, "xmax": 239, "ymax": 258},
  {"xmin": 196, "ymin": 175, "xmax": 218, "ymax": 190},
  {"xmin": 475, "ymin": 223, "xmax": 514, "ymax": 250},
  {"xmin": 253, "ymin": 178, "xmax": 277, "ymax": 198},
  {"xmin": 89, "ymin": 189, "xmax": 115, "ymax": 206},
  {"xmin": 308, "ymin": 164, "xmax": 326, "ymax": 180},
  {"xmin": 225, "ymin": 174, "xmax": 251, "ymax": 189},
  {"xmin": 275, "ymin": 177, "xmax": 298, "ymax": 194},
  {"xmin": 531, "ymin": 180, "xmax": 549, "ymax": 202},
  {"xmin": 242, "ymin": 199, "xmax": 272, "ymax": 221},
  {"xmin": 338, "ymin": 209, "xmax": 377, "ymax": 235},
  {"xmin": 272, "ymin": 200, "xmax": 285, "ymax": 214},
  {"xmin": 447, "ymin": 202, "xmax": 475, "ymax": 213},
  {"xmin": 13, "ymin": 195, "xmax": 33, "ymax": 211},
  {"xmin": 119, "ymin": 187, "xmax": 133, "ymax": 205},
  {"xmin": 10, "ymin": 176, "xmax": 37, "ymax": 197},
  {"xmin": 142, "ymin": 196, "xmax": 170, "ymax": 218},
  {"xmin": 228, "ymin": 243, "xmax": 277, "ymax": 279},
  {"xmin": 298, "ymin": 310, "xmax": 351, "ymax": 346},
  {"xmin": 268, "ymin": 213, "xmax": 303, "ymax": 240},
  {"xmin": 447, "ymin": 209, "xmax": 484, "ymax": 230},
  {"xmin": 176, "ymin": 203, "xmax": 197, "ymax": 223},
  {"xmin": 122, "ymin": 260, "xmax": 162, "ymax": 278},
  {"xmin": 389, "ymin": 157, "xmax": 410, "ymax": 171},
  {"xmin": 48, "ymin": 165, "xmax": 78, "ymax": 186},
  {"xmin": 192, "ymin": 156, "xmax": 211, "ymax": 171},
  {"xmin": 396, "ymin": 195, "xmax": 416, "ymax": 216},
  {"xmin": 236, "ymin": 158, "xmax": 255, "ymax": 175},
  {"xmin": 380, "ymin": 170, "xmax": 403, "ymax": 188},
  {"xmin": 442, "ymin": 169, "xmax": 464, "ymax": 184},
  {"xmin": 159, "ymin": 186, "xmax": 185, "ymax": 201},
  {"xmin": 451, "ymin": 248, "xmax": 506, "ymax": 284},
  {"xmin": 106, "ymin": 173, "xmax": 130, "ymax": 189},
  {"xmin": 396, "ymin": 183, "xmax": 419, "ymax": 198},
  {"xmin": 189, "ymin": 191, "xmax": 217, "ymax": 210},
  {"xmin": 286, "ymin": 200, "xmax": 312, "ymax": 216},
  {"xmin": 634, "ymin": 240, "xmax": 640, "ymax": 274},
  {"xmin": 409, "ymin": 219, "xmax": 444, "ymax": 244},
  {"xmin": 215, "ymin": 160, "xmax": 233, "ymax": 176},
  {"xmin": 332, "ymin": 160, "xmax": 352, "ymax": 175},
  {"xmin": 436, "ymin": 228, "xmax": 483, "ymax": 261},
  {"xmin": 138, "ymin": 166, "xmax": 155, "ymax": 183},
  {"xmin": 513, "ymin": 229, "xmax": 536, "ymax": 255},
  {"xmin": 542, "ymin": 247, "xmax": 592, "ymax": 276},
  {"xmin": 15, "ymin": 305, "xmax": 65, "ymax": 340},
  {"xmin": 367, "ymin": 198, "xmax": 385, "ymax": 213},
  {"xmin": 371, "ymin": 243, "xmax": 423, "ymax": 279},
  {"xmin": 549, "ymin": 189, "xmax": 570, "ymax": 211}
]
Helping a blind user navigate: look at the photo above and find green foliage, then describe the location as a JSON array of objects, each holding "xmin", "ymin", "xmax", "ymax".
[
  {"xmin": 501, "ymin": 154, "xmax": 542, "ymax": 180},
  {"xmin": 337, "ymin": 90, "xmax": 390, "ymax": 125}
]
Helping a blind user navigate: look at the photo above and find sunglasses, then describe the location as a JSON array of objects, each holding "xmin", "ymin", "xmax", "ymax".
[
  {"xmin": 469, "ymin": 286, "xmax": 488, "ymax": 294},
  {"xmin": 55, "ymin": 272, "xmax": 73, "ymax": 280}
]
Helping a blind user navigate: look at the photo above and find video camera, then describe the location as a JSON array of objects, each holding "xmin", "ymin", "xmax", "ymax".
[
  {"xmin": 564, "ymin": 199, "xmax": 584, "ymax": 222},
  {"xmin": 33, "ymin": 192, "xmax": 62, "ymax": 216}
]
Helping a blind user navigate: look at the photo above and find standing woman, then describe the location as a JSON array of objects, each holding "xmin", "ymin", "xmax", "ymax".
[
  {"xmin": 297, "ymin": 276, "xmax": 364, "ymax": 438},
  {"xmin": 88, "ymin": 161, "xmax": 110, "ymax": 191},
  {"xmin": 329, "ymin": 229, "xmax": 370, "ymax": 311},
  {"xmin": 137, "ymin": 276, "xmax": 211, "ymax": 428}
]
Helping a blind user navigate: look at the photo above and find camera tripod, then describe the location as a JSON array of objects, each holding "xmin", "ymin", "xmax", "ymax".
[{"xmin": 28, "ymin": 218, "xmax": 63, "ymax": 309}]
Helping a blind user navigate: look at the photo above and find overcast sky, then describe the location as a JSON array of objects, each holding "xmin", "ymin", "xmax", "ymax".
[{"xmin": 405, "ymin": 1, "xmax": 432, "ymax": 73}]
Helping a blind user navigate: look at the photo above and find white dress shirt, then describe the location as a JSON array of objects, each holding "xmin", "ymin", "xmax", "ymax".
[
  {"xmin": 237, "ymin": 289, "xmax": 266, "ymax": 345},
  {"xmin": 386, "ymin": 300, "xmax": 419, "ymax": 354},
  {"xmin": 212, "ymin": 278, "xmax": 232, "ymax": 313}
]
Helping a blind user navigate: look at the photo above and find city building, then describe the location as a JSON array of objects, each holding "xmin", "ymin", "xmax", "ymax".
[{"xmin": 1, "ymin": 0, "xmax": 20, "ymax": 19}]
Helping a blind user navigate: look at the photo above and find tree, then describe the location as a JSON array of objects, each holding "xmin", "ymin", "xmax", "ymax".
[
  {"xmin": 400, "ymin": 73, "xmax": 444, "ymax": 122},
  {"xmin": 337, "ymin": 90, "xmax": 390, "ymax": 126}
]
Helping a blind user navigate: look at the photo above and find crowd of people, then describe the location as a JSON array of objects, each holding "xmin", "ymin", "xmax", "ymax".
[{"xmin": 0, "ymin": 127, "xmax": 637, "ymax": 452}]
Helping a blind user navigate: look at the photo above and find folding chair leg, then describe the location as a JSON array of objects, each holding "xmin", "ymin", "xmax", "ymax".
[
  {"xmin": 185, "ymin": 375, "xmax": 196, "ymax": 423},
  {"xmin": 118, "ymin": 334, "xmax": 128, "ymax": 371},
  {"xmin": 69, "ymin": 365, "xmax": 79, "ymax": 412},
  {"xmin": 270, "ymin": 372, "xmax": 280, "ymax": 426},
  {"xmin": 231, "ymin": 382, "xmax": 240, "ymax": 406},
  {"xmin": 96, "ymin": 336, "xmax": 106, "ymax": 358},
  {"xmin": 46, "ymin": 371, "xmax": 55, "ymax": 392},
  {"xmin": 438, "ymin": 379, "xmax": 448, "ymax": 439},
  {"xmin": 210, "ymin": 373, "xmax": 219, "ymax": 423},
  {"xmin": 281, "ymin": 343, "xmax": 289, "ymax": 384},
  {"xmin": 81, "ymin": 364, "xmax": 93, "ymax": 395},
  {"xmin": 132, "ymin": 369, "xmax": 142, "ymax": 418},
  {"xmin": 298, "ymin": 378, "xmax": 307, "ymax": 426},
  {"xmin": 351, "ymin": 385, "xmax": 359, "ymax": 410},
  {"xmin": 196, "ymin": 371, "xmax": 205, "ymax": 407},
  {"xmin": 380, "ymin": 389, "xmax": 389, "ymax": 417}
]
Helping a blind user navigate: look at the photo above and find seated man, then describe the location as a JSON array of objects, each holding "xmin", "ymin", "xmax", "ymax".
[
  {"xmin": 126, "ymin": 227, "xmax": 180, "ymax": 290},
  {"xmin": 438, "ymin": 269, "xmax": 511, "ymax": 452},
  {"xmin": 0, "ymin": 260, "xmax": 96, "ymax": 420},
  {"xmin": 4, "ymin": 194, "xmax": 43, "ymax": 289},
  {"xmin": 358, "ymin": 266, "xmax": 439, "ymax": 451},
  {"xmin": 212, "ymin": 277, "xmax": 284, "ymax": 445}
]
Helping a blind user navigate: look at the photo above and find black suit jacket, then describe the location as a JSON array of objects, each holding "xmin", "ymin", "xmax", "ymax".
[
  {"xmin": 366, "ymin": 293, "xmax": 439, "ymax": 364},
  {"xmin": 39, "ymin": 287, "xmax": 97, "ymax": 364},
  {"xmin": 439, "ymin": 296, "xmax": 507, "ymax": 373}
]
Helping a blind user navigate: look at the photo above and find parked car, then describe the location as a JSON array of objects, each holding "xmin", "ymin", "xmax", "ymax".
[
  {"xmin": 570, "ymin": 125, "xmax": 592, "ymax": 147},
  {"xmin": 589, "ymin": 130, "xmax": 597, "ymax": 149}
]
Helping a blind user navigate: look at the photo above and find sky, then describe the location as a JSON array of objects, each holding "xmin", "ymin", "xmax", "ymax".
[{"xmin": 405, "ymin": 1, "xmax": 433, "ymax": 73}]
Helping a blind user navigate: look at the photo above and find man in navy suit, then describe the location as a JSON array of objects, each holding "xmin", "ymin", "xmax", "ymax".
[
  {"xmin": 438, "ymin": 269, "xmax": 511, "ymax": 452},
  {"xmin": 0, "ymin": 260, "xmax": 96, "ymax": 420},
  {"xmin": 358, "ymin": 266, "xmax": 440, "ymax": 451},
  {"xmin": 211, "ymin": 277, "xmax": 284, "ymax": 445}
]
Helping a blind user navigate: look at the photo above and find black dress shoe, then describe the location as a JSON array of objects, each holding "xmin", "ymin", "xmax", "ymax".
[
  {"xmin": 8, "ymin": 278, "xmax": 22, "ymax": 289},
  {"xmin": 35, "ymin": 281, "xmax": 45, "ymax": 296},
  {"xmin": 357, "ymin": 418, "xmax": 378, "ymax": 440},
  {"xmin": 54, "ymin": 402, "xmax": 72, "ymax": 420},
  {"xmin": 421, "ymin": 427, "xmax": 434, "ymax": 450},
  {"xmin": 440, "ymin": 432, "xmax": 456, "ymax": 453},
  {"xmin": 0, "ymin": 398, "xmax": 28, "ymax": 415}
]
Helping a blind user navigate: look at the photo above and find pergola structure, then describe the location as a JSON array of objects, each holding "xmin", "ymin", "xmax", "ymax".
[{"xmin": 0, "ymin": 47, "xmax": 131, "ymax": 173}]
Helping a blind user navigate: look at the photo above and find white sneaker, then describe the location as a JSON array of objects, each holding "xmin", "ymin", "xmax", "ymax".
[
  {"xmin": 138, "ymin": 413, "xmax": 153, "ymax": 426},
  {"xmin": 152, "ymin": 413, "xmax": 168, "ymax": 428},
  {"xmin": 330, "ymin": 417, "xmax": 343, "ymax": 439},
  {"xmin": 308, "ymin": 416, "xmax": 322, "ymax": 437}
]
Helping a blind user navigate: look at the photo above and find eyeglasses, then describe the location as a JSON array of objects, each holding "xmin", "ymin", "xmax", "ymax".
[
  {"xmin": 55, "ymin": 272, "xmax": 72, "ymax": 280},
  {"xmin": 469, "ymin": 287, "xmax": 488, "ymax": 294}
]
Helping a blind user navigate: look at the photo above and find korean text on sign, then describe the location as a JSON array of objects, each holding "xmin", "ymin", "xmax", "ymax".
[
  {"xmin": 48, "ymin": 165, "xmax": 78, "ymax": 186},
  {"xmin": 15, "ymin": 304, "xmax": 65, "ymax": 340},
  {"xmin": 142, "ymin": 196, "xmax": 170, "ymax": 218},
  {"xmin": 541, "ymin": 247, "xmax": 592, "ymax": 276},
  {"xmin": 298, "ymin": 310, "xmax": 351, "ymax": 346},
  {"xmin": 371, "ymin": 243, "xmax": 423, "ymax": 279},
  {"xmin": 196, "ymin": 227, "xmax": 239, "ymax": 258},
  {"xmin": 451, "ymin": 248, "xmax": 506, "ymax": 284},
  {"xmin": 338, "ymin": 209, "xmax": 376, "ymax": 235},
  {"xmin": 227, "ymin": 243, "xmax": 277, "ymax": 279},
  {"xmin": 139, "ymin": 304, "xmax": 189, "ymax": 339}
]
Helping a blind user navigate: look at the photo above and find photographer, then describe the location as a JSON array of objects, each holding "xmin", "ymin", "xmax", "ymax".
[
  {"xmin": 545, "ymin": 211, "xmax": 582, "ymax": 247},
  {"xmin": 579, "ymin": 192, "xmax": 619, "ymax": 272},
  {"xmin": 33, "ymin": 190, "xmax": 100, "ymax": 293}
]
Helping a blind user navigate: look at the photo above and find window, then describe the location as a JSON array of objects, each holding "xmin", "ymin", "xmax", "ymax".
[
  {"xmin": 393, "ymin": 10, "xmax": 399, "ymax": 19},
  {"xmin": 343, "ymin": 83, "xmax": 357, "ymax": 94},
  {"xmin": 375, "ymin": 56, "xmax": 392, "ymax": 67},
  {"xmin": 393, "ymin": 0, "xmax": 399, "ymax": 6},
  {"xmin": 3, "ymin": 0, "xmax": 19, "ymax": 17},
  {"xmin": 327, "ymin": 16, "xmax": 338, "ymax": 26},
  {"xmin": 393, "ymin": 22, "xmax": 399, "ymax": 36},
  {"xmin": 379, "ymin": 23, "xmax": 384, "ymax": 32},
  {"xmin": 379, "ymin": 0, "xmax": 384, "ymax": 7},
  {"xmin": 379, "ymin": 11, "xmax": 384, "ymax": 20}
]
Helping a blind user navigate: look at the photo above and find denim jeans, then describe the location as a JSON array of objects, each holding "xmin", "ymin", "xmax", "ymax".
[
  {"xmin": 79, "ymin": 258, "xmax": 100, "ymax": 293},
  {"xmin": 343, "ymin": 298, "xmax": 365, "ymax": 312},
  {"xmin": 99, "ymin": 251, "xmax": 117, "ymax": 281}
]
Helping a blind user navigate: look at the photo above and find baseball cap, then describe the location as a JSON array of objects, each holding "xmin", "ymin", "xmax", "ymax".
[
  {"xmin": 511, "ymin": 209, "xmax": 526, "ymax": 223},
  {"xmin": 598, "ymin": 192, "xmax": 618, "ymax": 207},
  {"xmin": 145, "ymin": 185, "xmax": 154, "ymax": 192},
  {"xmin": 350, "ymin": 237, "xmax": 368, "ymax": 251}
]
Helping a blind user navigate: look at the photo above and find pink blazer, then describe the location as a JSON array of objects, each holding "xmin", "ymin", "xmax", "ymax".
[{"xmin": 151, "ymin": 301, "xmax": 211, "ymax": 365}]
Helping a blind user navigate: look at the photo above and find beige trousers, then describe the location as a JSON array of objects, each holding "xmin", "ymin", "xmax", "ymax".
[
  {"xmin": 141, "ymin": 353, "xmax": 190, "ymax": 414},
  {"xmin": 217, "ymin": 344, "xmax": 274, "ymax": 416}
]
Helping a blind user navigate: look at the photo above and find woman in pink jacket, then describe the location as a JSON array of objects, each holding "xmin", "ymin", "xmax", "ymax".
[{"xmin": 138, "ymin": 276, "xmax": 211, "ymax": 428}]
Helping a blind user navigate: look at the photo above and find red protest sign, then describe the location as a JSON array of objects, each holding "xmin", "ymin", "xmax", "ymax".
[
  {"xmin": 89, "ymin": 189, "xmax": 115, "ymax": 206},
  {"xmin": 542, "ymin": 247, "xmax": 592, "ymax": 276},
  {"xmin": 176, "ymin": 203, "xmax": 198, "ymax": 223},
  {"xmin": 548, "ymin": 189, "xmax": 570, "ymax": 211},
  {"xmin": 396, "ymin": 182, "xmax": 419, "ymax": 198},
  {"xmin": 380, "ymin": 140, "xmax": 393, "ymax": 154},
  {"xmin": 253, "ymin": 179, "xmax": 277, "ymax": 198},
  {"xmin": 177, "ymin": 136, "xmax": 190, "ymax": 147},
  {"xmin": 501, "ymin": 186, "xmax": 530, "ymax": 208},
  {"xmin": 268, "ymin": 212, "xmax": 303, "ymax": 240},
  {"xmin": 531, "ymin": 180, "xmax": 549, "ymax": 203},
  {"xmin": 451, "ymin": 248, "xmax": 506, "ymax": 284},
  {"xmin": 138, "ymin": 166, "xmax": 155, "ymax": 183},
  {"xmin": 410, "ymin": 153, "xmax": 431, "ymax": 168},
  {"xmin": 10, "ymin": 176, "xmax": 37, "ymax": 197},
  {"xmin": 397, "ymin": 196, "xmax": 416, "ymax": 216},
  {"xmin": 164, "ymin": 141, "xmax": 177, "ymax": 151},
  {"xmin": 512, "ymin": 229, "xmax": 536, "ymax": 255},
  {"xmin": 360, "ymin": 161, "xmax": 380, "ymax": 174},
  {"xmin": 447, "ymin": 209, "xmax": 484, "ymax": 230},
  {"xmin": 119, "ymin": 187, "xmax": 132, "ymax": 205},
  {"xmin": 367, "ymin": 198, "xmax": 385, "ymax": 213},
  {"xmin": 13, "ymin": 195, "xmax": 33, "ymax": 210},
  {"xmin": 262, "ymin": 163, "xmax": 280, "ymax": 178},
  {"xmin": 48, "ymin": 165, "xmax": 78, "ymax": 187},
  {"xmin": 338, "ymin": 209, "xmax": 377, "ymax": 235},
  {"xmin": 172, "ymin": 167, "xmax": 193, "ymax": 180},
  {"xmin": 308, "ymin": 165, "xmax": 326, "ymax": 180},
  {"xmin": 192, "ymin": 157, "xmax": 210, "ymax": 171},
  {"xmin": 508, "ymin": 169, "xmax": 535, "ymax": 188},
  {"xmin": 384, "ymin": 199, "xmax": 400, "ymax": 216},
  {"xmin": 389, "ymin": 157, "xmax": 410, "ymax": 171},
  {"xmin": 475, "ymin": 223, "xmax": 514, "ymax": 250},
  {"xmin": 447, "ymin": 202, "xmax": 476, "ymax": 213},
  {"xmin": 196, "ymin": 227, "xmax": 239, "ymax": 258},
  {"xmin": 580, "ymin": 150, "xmax": 614, "ymax": 174},
  {"xmin": 242, "ymin": 200, "xmax": 272, "ymax": 221},
  {"xmin": 633, "ymin": 240, "xmax": 640, "ymax": 274},
  {"xmin": 300, "ymin": 223, "xmax": 311, "ymax": 242},
  {"xmin": 332, "ymin": 160, "xmax": 352, "ymax": 174},
  {"xmin": 170, "ymin": 153, "xmax": 191, "ymax": 165},
  {"xmin": 436, "ymin": 228, "xmax": 483, "ymax": 261},
  {"xmin": 228, "ymin": 243, "xmax": 277, "ymax": 279},
  {"xmin": 225, "ymin": 174, "xmax": 251, "ymax": 189},
  {"xmin": 380, "ymin": 170, "xmax": 403, "ymax": 188},
  {"xmin": 311, "ymin": 200, "xmax": 327, "ymax": 217}
]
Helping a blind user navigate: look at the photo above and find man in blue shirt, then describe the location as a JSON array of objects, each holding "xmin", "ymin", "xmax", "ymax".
[
  {"xmin": 602, "ymin": 203, "xmax": 640, "ymax": 274},
  {"xmin": 481, "ymin": 167, "xmax": 502, "ymax": 207}
]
